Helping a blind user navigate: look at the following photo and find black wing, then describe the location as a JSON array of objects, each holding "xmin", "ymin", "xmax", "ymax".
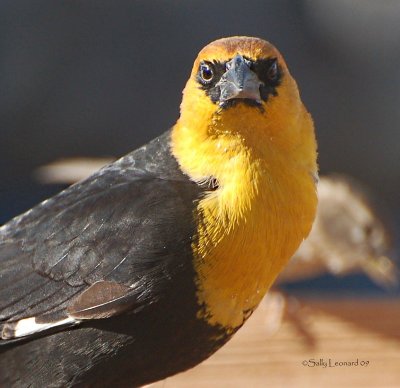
[{"xmin": 0, "ymin": 132, "xmax": 203, "ymax": 341}]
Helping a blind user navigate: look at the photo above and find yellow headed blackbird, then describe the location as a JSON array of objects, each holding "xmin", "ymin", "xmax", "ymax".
[{"xmin": 0, "ymin": 36, "xmax": 317, "ymax": 386}]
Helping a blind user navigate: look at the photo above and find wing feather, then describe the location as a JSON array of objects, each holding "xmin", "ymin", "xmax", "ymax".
[{"xmin": 0, "ymin": 149, "xmax": 201, "ymax": 342}]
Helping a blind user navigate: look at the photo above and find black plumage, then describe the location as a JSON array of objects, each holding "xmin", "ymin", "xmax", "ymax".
[{"xmin": 0, "ymin": 131, "xmax": 228, "ymax": 387}]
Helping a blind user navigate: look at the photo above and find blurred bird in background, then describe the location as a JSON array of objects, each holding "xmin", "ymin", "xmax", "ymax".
[{"xmin": 278, "ymin": 175, "xmax": 398, "ymax": 288}]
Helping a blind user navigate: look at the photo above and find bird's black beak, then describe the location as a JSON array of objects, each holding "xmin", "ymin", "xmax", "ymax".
[{"xmin": 216, "ymin": 54, "xmax": 262, "ymax": 105}]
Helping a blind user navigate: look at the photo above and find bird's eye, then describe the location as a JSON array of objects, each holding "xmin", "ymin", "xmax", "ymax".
[
  {"xmin": 199, "ymin": 63, "xmax": 214, "ymax": 83},
  {"xmin": 267, "ymin": 59, "xmax": 279, "ymax": 81}
]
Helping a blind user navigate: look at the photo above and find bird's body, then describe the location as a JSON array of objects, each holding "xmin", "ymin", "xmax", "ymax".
[
  {"xmin": 0, "ymin": 37, "xmax": 317, "ymax": 386},
  {"xmin": 0, "ymin": 132, "xmax": 225, "ymax": 387}
]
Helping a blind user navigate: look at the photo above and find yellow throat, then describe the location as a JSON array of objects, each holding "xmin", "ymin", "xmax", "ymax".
[{"xmin": 172, "ymin": 37, "xmax": 318, "ymax": 330}]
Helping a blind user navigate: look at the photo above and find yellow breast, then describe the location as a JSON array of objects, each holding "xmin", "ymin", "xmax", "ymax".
[{"xmin": 172, "ymin": 101, "xmax": 317, "ymax": 330}]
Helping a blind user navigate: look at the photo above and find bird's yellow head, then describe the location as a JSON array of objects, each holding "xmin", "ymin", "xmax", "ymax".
[
  {"xmin": 172, "ymin": 37, "xmax": 318, "ymax": 330},
  {"xmin": 173, "ymin": 36, "xmax": 317, "ymax": 205},
  {"xmin": 174, "ymin": 36, "xmax": 311, "ymax": 162}
]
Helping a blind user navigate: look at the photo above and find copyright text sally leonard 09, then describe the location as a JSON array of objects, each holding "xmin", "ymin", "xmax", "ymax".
[{"xmin": 302, "ymin": 358, "xmax": 369, "ymax": 368}]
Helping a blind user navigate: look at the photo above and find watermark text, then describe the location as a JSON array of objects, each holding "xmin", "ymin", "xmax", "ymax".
[{"xmin": 302, "ymin": 358, "xmax": 369, "ymax": 368}]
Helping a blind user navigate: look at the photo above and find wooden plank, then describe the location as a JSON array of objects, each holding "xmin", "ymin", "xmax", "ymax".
[{"xmin": 152, "ymin": 296, "xmax": 400, "ymax": 387}]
